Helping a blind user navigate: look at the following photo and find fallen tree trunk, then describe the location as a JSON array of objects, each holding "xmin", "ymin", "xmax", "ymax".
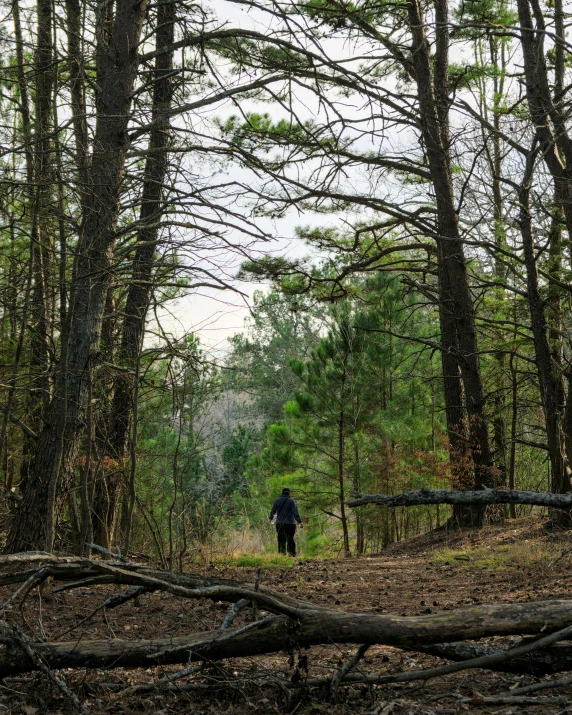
[
  {"xmin": 347, "ymin": 487, "xmax": 572, "ymax": 509},
  {"xmin": 4, "ymin": 600, "xmax": 572, "ymax": 676}
]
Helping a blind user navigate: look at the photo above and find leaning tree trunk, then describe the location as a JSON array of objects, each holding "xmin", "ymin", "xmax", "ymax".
[
  {"xmin": 5, "ymin": 0, "xmax": 148, "ymax": 553},
  {"xmin": 92, "ymin": 0, "xmax": 176, "ymax": 549},
  {"xmin": 407, "ymin": 0, "xmax": 493, "ymax": 526}
]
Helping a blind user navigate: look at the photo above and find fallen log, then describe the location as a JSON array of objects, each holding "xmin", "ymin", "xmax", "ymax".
[
  {"xmin": 347, "ymin": 487, "xmax": 572, "ymax": 510},
  {"xmin": 3, "ymin": 600, "xmax": 572, "ymax": 676}
]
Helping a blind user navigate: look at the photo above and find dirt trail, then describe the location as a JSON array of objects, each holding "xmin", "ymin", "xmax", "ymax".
[{"xmin": 1, "ymin": 517, "xmax": 571, "ymax": 714}]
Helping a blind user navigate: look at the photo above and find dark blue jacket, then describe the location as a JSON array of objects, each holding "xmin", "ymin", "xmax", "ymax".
[{"xmin": 270, "ymin": 496, "xmax": 302, "ymax": 525}]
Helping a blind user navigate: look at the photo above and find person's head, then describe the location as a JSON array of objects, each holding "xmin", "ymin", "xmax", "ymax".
[{"xmin": 281, "ymin": 487, "xmax": 291, "ymax": 496}]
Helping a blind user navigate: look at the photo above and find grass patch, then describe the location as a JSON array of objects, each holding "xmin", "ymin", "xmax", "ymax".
[
  {"xmin": 232, "ymin": 553, "xmax": 302, "ymax": 568},
  {"xmin": 432, "ymin": 539, "xmax": 564, "ymax": 572}
]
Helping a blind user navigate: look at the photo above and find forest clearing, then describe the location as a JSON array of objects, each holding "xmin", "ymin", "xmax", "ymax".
[{"xmin": 1, "ymin": 516, "xmax": 572, "ymax": 715}]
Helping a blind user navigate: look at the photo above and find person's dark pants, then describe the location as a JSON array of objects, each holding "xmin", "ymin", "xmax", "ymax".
[{"xmin": 276, "ymin": 523, "xmax": 297, "ymax": 556}]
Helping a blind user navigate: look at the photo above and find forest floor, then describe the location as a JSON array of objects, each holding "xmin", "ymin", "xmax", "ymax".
[{"xmin": 2, "ymin": 515, "xmax": 572, "ymax": 715}]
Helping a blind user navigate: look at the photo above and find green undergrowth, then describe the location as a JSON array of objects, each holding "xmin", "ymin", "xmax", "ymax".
[
  {"xmin": 228, "ymin": 553, "xmax": 312, "ymax": 568},
  {"xmin": 432, "ymin": 539, "xmax": 566, "ymax": 572}
]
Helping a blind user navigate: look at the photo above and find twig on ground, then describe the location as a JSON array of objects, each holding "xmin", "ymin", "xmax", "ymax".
[
  {"xmin": 102, "ymin": 585, "xmax": 150, "ymax": 609},
  {"xmin": 86, "ymin": 543, "xmax": 128, "ymax": 562},
  {"xmin": 463, "ymin": 694, "xmax": 569, "ymax": 706},
  {"xmin": 331, "ymin": 644, "xmax": 369, "ymax": 695},
  {"xmin": 368, "ymin": 621, "xmax": 572, "ymax": 686},
  {"xmin": 278, "ymin": 621, "xmax": 572, "ymax": 691},
  {"xmin": 0, "ymin": 568, "xmax": 48, "ymax": 611},
  {"xmin": 85, "ymin": 560, "xmax": 306, "ymax": 618},
  {"xmin": 367, "ymin": 700, "xmax": 455, "ymax": 715},
  {"xmin": 252, "ymin": 568, "xmax": 261, "ymax": 621},
  {"xmin": 552, "ymin": 547, "xmax": 572, "ymax": 565},
  {"xmin": 120, "ymin": 664, "xmax": 203, "ymax": 695},
  {"xmin": 100, "ymin": 680, "xmax": 244, "ymax": 693},
  {"xmin": 417, "ymin": 639, "xmax": 572, "ymax": 676},
  {"xmin": 499, "ymin": 675, "xmax": 572, "ymax": 696},
  {"xmin": 220, "ymin": 598, "xmax": 250, "ymax": 630},
  {"xmin": 54, "ymin": 585, "xmax": 151, "ymax": 640}
]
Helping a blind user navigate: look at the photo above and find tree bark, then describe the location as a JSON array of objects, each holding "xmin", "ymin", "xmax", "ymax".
[
  {"xmin": 65, "ymin": 0, "xmax": 88, "ymax": 190},
  {"xmin": 508, "ymin": 352, "xmax": 518, "ymax": 518},
  {"xmin": 13, "ymin": 0, "xmax": 54, "ymax": 489},
  {"xmin": 516, "ymin": 0, "xmax": 572, "ymax": 240},
  {"xmin": 487, "ymin": 31, "xmax": 508, "ymax": 496}
]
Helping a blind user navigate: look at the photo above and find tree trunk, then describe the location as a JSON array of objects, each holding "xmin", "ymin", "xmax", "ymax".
[
  {"xmin": 338, "ymin": 369, "xmax": 350, "ymax": 556},
  {"xmin": 518, "ymin": 157, "xmax": 570, "ymax": 518},
  {"xmin": 65, "ymin": 0, "xmax": 88, "ymax": 188},
  {"xmin": 516, "ymin": 0, "xmax": 572, "ymax": 516},
  {"xmin": 2, "ymin": 599, "xmax": 572, "ymax": 676},
  {"xmin": 407, "ymin": 0, "xmax": 493, "ymax": 527},
  {"xmin": 5, "ymin": 0, "xmax": 148, "ymax": 553},
  {"xmin": 516, "ymin": 0, "xmax": 572, "ymax": 243},
  {"xmin": 508, "ymin": 352, "xmax": 518, "ymax": 518},
  {"xmin": 488, "ymin": 37, "xmax": 508, "ymax": 497},
  {"xmin": 93, "ymin": 0, "xmax": 176, "ymax": 549},
  {"xmin": 352, "ymin": 440, "xmax": 364, "ymax": 555},
  {"xmin": 14, "ymin": 0, "xmax": 54, "ymax": 490}
]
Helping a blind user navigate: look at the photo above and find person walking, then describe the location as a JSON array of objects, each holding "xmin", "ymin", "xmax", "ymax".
[{"xmin": 269, "ymin": 488, "xmax": 303, "ymax": 556}]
